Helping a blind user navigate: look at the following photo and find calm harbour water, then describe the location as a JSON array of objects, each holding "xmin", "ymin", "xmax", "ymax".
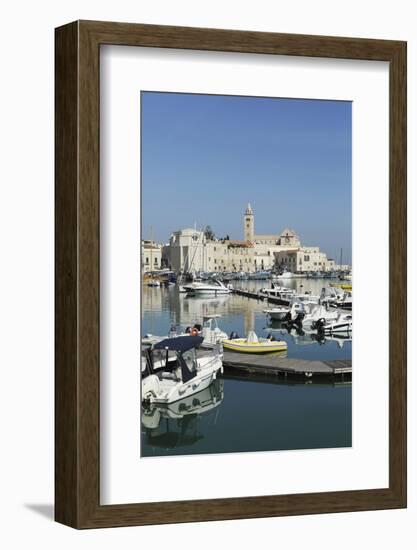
[{"xmin": 141, "ymin": 278, "xmax": 352, "ymax": 457}]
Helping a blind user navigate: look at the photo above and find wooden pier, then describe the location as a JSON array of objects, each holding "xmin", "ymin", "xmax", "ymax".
[
  {"xmin": 231, "ymin": 288, "xmax": 290, "ymax": 305},
  {"xmin": 221, "ymin": 350, "xmax": 351, "ymax": 378}
]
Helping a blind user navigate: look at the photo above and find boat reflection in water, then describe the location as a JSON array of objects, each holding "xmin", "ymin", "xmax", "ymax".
[
  {"xmin": 265, "ymin": 322, "xmax": 352, "ymax": 350},
  {"xmin": 141, "ymin": 379, "xmax": 224, "ymax": 452},
  {"xmin": 312, "ymin": 332, "xmax": 352, "ymax": 349},
  {"xmin": 184, "ymin": 293, "xmax": 231, "ymax": 307}
]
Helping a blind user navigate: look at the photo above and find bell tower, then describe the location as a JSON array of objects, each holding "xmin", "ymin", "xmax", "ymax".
[{"xmin": 244, "ymin": 203, "xmax": 254, "ymax": 242}]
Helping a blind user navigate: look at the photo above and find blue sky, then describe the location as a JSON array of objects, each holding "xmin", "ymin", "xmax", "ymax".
[{"xmin": 141, "ymin": 92, "xmax": 352, "ymax": 264}]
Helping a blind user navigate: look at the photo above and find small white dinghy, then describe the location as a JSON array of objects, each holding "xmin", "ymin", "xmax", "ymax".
[{"xmin": 142, "ymin": 335, "xmax": 223, "ymax": 405}]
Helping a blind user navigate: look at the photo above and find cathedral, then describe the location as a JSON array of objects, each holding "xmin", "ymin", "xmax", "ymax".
[
  {"xmin": 163, "ymin": 204, "xmax": 335, "ymax": 274},
  {"xmin": 243, "ymin": 203, "xmax": 301, "ymax": 247}
]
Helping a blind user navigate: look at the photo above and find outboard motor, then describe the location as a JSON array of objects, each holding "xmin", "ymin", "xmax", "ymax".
[
  {"xmin": 313, "ymin": 318, "xmax": 326, "ymax": 332},
  {"xmin": 294, "ymin": 311, "xmax": 305, "ymax": 328}
]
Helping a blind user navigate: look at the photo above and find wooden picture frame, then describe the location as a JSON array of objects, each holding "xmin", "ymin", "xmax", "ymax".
[{"xmin": 55, "ymin": 20, "xmax": 407, "ymax": 528}]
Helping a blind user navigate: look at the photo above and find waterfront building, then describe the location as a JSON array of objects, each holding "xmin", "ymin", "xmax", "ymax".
[
  {"xmin": 274, "ymin": 247, "xmax": 335, "ymax": 273},
  {"xmin": 164, "ymin": 228, "xmax": 207, "ymax": 273},
  {"xmin": 163, "ymin": 204, "xmax": 337, "ymax": 274},
  {"xmin": 141, "ymin": 239, "xmax": 162, "ymax": 272}
]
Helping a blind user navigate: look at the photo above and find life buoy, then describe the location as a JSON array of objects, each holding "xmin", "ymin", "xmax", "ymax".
[{"xmin": 191, "ymin": 327, "xmax": 199, "ymax": 336}]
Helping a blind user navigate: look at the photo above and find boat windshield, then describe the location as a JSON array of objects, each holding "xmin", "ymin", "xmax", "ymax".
[
  {"xmin": 182, "ymin": 349, "xmax": 196, "ymax": 372},
  {"xmin": 148, "ymin": 349, "xmax": 177, "ymax": 372},
  {"xmin": 179, "ymin": 349, "xmax": 198, "ymax": 383}
]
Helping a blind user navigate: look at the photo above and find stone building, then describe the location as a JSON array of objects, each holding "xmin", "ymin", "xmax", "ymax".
[
  {"xmin": 163, "ymin": 204, "xmax": 335, "ymax": 274},
  {"xmin": 274, "ymin": 247, "xmax": 335, "ymax": 273},
  {"xmin": 165, "ymin": 228, "xmax": 207, "ymax": 273},
  {"xmin": 141, "ymin": 240, "xmax": 162, "ymax": 272}
]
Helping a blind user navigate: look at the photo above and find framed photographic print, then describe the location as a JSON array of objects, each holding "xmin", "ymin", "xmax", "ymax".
[{"xmin": 55, "ymin": 20, "xmax": 407, "ymax": 528}]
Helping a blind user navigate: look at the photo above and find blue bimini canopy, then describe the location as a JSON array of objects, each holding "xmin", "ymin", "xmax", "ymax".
[{"xmin": 153, "ymin": 335, "xmax": 203, "ymax": 352}]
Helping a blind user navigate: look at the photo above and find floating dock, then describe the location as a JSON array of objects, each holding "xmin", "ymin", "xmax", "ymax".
[
  {"xmin": 232, "ymin": 288, "xmax": 290, "ymax": 305},
  {"xmin": 221, "ymin": 350, "xmax": 351, "ymax": 378}
]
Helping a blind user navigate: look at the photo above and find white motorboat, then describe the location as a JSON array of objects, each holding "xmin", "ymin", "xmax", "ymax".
[
  {"xmin": 263, "ymin": 306, "xmax": 290, "ymax": 321},
  {"xmin": 293, "ymin": 292, "xmax": 321, "ymax": 305},
  {"xmin": 320, "ymin": 286, "xmax": 345, "ymax": 305},
  {"xmin": 330, "ymin": 291, "xmax": 352, "ymax": 310},
  {"xmin": 274, "ymin": 271, "xmax": 294, "ymax": 280},
  {"xmin": 183, "ymin": 278, "xmax": 231, "ymax": 295},
  {"xmin": 264, "ymin": 300, "xmax": 305, "ymax": 321},
  {"xmin": 259, "ymin": 284, "xmax": 296, "ymax": 299},
  {"xmin": 142, "ymin": 335, "xmax": 223, "ymax": 405},
  {"xmin": 288, "ymin": 303, "xmax": 340, "ymax": 330},
  {"xmin": 201, "ymin": 315, "xmax": 228, "ymax": 348},
  {"xmin": 316, "ymin": 312, "xmax": 352, "ymax": 333}
]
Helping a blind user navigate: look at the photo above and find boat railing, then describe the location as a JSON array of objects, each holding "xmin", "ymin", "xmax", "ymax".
[{"xmin": 197, "ymin": 347, "xmax": 222, "ymax": 371}]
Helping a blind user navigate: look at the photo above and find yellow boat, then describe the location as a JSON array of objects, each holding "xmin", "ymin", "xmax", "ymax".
[
  {"xmin": 222, "ymin": 331, "xmax": 287, "ymax": 354},
  {"xmin": 330, "ymin": 282, "xmax": 352, "ymax": 291}
]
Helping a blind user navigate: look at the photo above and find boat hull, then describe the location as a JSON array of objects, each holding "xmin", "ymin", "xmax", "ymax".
[
  {"xmin": 323, "ymin": 322, "xmax": 352, "ymax": 333},
  {"xmin": 148, "ymin": 368, "xmax": 220, "ymax": 404},
  {"xmin": 188, "ymin": 289, "xmax": 230, "ymax": 295},
  {"xmin": 265, "ymin": 309, "xmax": 289, "ymax": 320},
  {"xmin": 223, "ymin": 339, "xmax": 287, "ymax": 354}
]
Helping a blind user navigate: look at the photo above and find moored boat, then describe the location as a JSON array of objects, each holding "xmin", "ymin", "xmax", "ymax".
[
  {"xmin": 259, "ymin": 283, "xmax": 296, "ymax": 299},
  {"xmin": 263, "ymin": 306, "xmax": 291, "ymax": 321},
  {"xmin": 200, "ymin": 315, "xmax": 228, "ymax": 347},
  {"xmin": 222, "ymin": 331, "xmax": 287, "ymax": 354},
  {"xmin": 331, "ymin": 291, "xmax": 352, "ymax": 310},
  {"xmin": 142, "ymin": 335, "xmax": 223, "ymax": 404},
  {"xmin": 316, "ymin": 313, "xmax": 352, "ymax": 333},
  {"xmin": 183, "ymin": 278, "xmax": 231, "ymax": 295},
  {"xmin": 297, "ymin": 304, "xmax": 340, "ymax": 330},
  {"xmin": 264, "ymin": 300, "xmax": 305, "ymax": 321}
]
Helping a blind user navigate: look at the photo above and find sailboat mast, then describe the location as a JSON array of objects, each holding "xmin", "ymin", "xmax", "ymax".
[
  {"xmin": 150, "ymin": 226, "xmax": 153, "ymax": 273},
  {"xmin": 188, "ymin": 225, "xmax": 204, "ymax": 276}
]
